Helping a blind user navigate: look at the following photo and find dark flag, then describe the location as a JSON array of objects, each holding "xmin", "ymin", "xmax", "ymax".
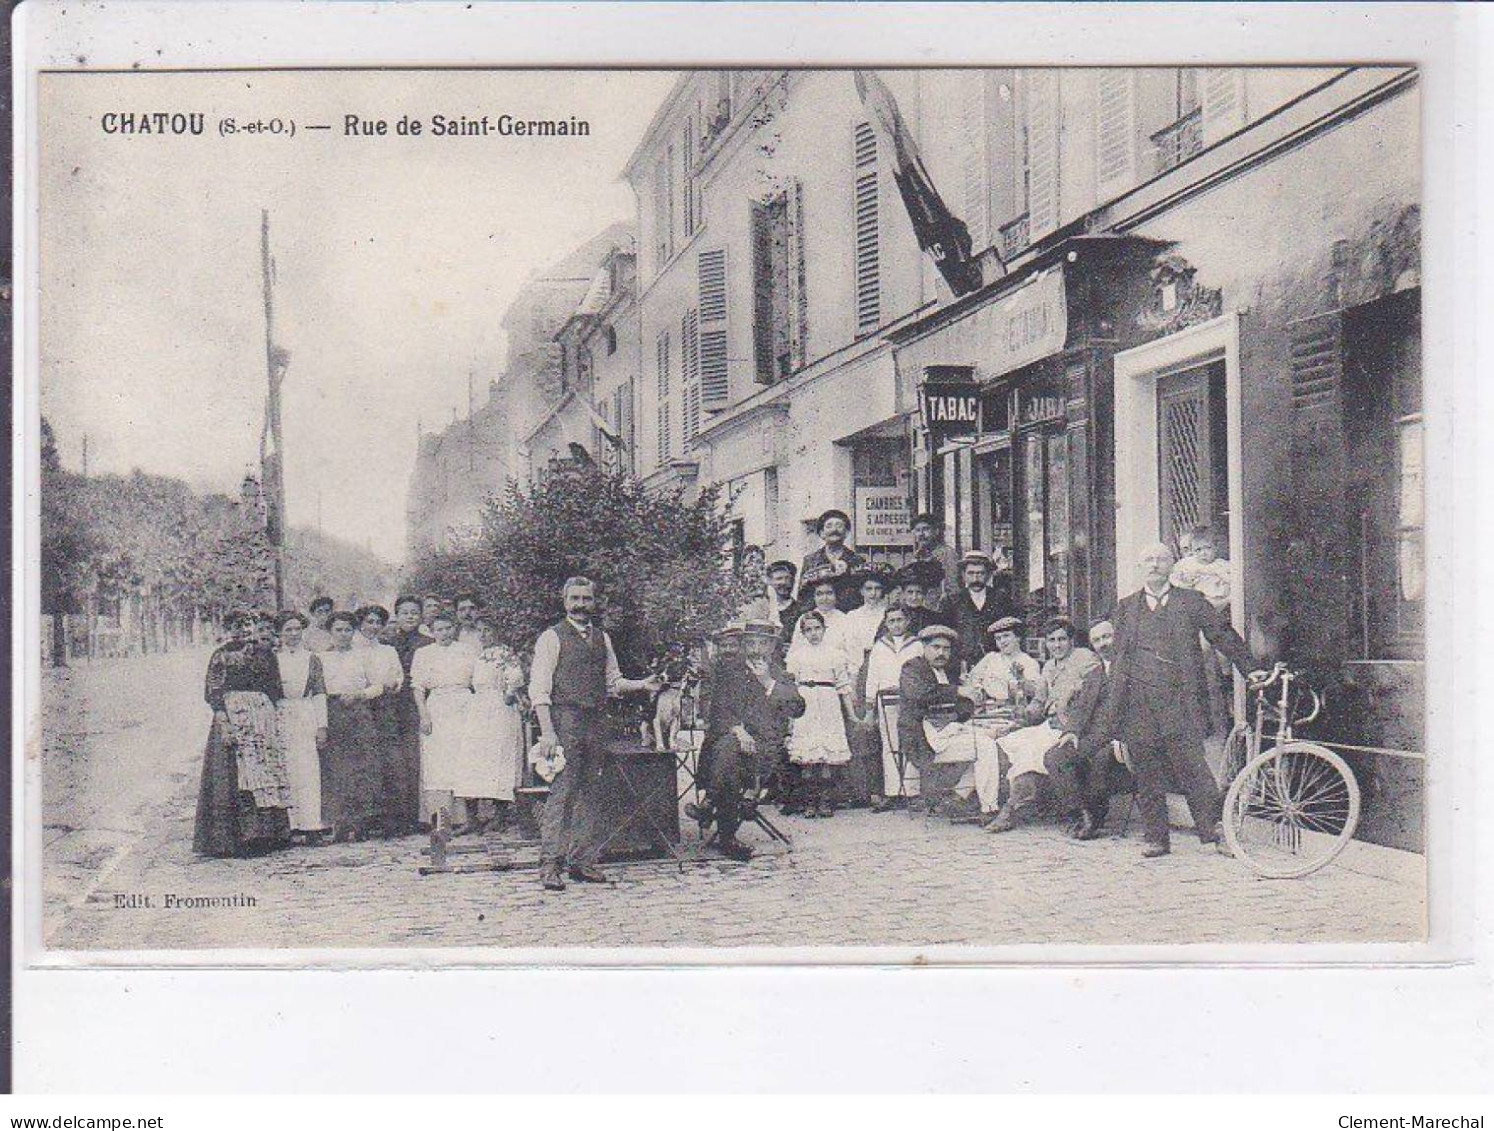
[{"xmin": 853, "ymin": 69, "xmax": 992, "ymax": 298}]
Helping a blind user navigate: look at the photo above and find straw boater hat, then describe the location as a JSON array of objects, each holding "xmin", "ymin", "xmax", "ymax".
[{"xmin": 959, "ymin": 549, "xmax": 995, "ymax": 569}]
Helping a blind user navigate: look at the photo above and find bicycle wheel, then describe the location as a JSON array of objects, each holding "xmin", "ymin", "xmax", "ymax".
[
  {"xmin": 1222, "ymin": 741, "xmax": 1361, "ymax": 878},
  {"xmin": 1217, "ymin": 721, "xmax": 1254, "ymax": 790}
]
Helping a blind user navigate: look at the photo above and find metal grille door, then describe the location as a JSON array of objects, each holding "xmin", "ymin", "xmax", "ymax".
[{"xmin": 1158, "ymin": 369, "xmax": 1213, "ymax": 548}]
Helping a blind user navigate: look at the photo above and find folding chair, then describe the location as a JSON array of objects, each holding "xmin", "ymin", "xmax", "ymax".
[{"xmin": 876, "ymin": 690, "xmax": 919, "ymax": 817}]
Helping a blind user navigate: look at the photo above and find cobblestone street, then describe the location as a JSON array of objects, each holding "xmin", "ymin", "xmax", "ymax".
[{"xmin": 41, "ymin": 650, "xmax": 1425, "ymax": 953}]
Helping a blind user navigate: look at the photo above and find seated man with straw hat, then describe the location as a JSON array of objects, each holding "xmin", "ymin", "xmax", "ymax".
[{"xmin": 690, "ymin": 619, "xmax": 805, "ymax": 861}]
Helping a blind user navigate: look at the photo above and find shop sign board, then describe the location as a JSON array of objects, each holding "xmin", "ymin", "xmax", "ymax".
[
  {"xmin": 855, "ymin": 486, "xmax": 914, "ymax": 547},
  {"xmin": 920, "ymin": 364, "xmax": 982, "ymax": 446}
]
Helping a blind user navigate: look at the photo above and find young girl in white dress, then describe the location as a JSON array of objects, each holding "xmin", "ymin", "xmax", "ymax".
[
  {"xmin": 786, "ymin": 610, "xmax": 856, "ymax": 819},
  {"xmin": 454, "ymin": 615, "xmax": 528, "ymax": 832},
  {"xmin": 409, "ymin": 611, "xmax": 476, "ymax": 831}
]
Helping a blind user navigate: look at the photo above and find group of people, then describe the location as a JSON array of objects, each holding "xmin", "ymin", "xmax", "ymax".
[
  {"xmin": 193, "ymin": 592, "xmax": 530, "ymax": 859},
  {"xmin": 192, "ymin": 505, "xmax": 1258, "ymax": 886},
  {"xmin": 696, "ymin": 512, "xmax": 1260, "ymax": 862}
]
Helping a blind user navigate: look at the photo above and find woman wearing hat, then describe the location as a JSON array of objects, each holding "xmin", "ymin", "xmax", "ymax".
[{"xmin": 193, "ymin": 609, "xmax": 293, "ymax": 857}]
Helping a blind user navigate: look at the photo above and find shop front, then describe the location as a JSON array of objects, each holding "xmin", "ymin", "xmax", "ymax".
[{"xmin": 894, "ymin": 245, "xmax": 1156, "ymax": 630}]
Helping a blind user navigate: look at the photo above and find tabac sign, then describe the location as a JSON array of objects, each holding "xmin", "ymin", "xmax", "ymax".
[{"xmin": 919, "ymin": 364, "xmax": 982, "ymax": 445}]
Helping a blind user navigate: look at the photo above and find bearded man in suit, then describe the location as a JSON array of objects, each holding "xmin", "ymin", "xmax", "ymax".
[{"xmin": 1092, "ymin": 542, "xmax": 1264, "ymax": 860}]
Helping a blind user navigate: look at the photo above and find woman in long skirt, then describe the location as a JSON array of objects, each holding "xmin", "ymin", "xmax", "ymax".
[
  {"xmin": 318, "ymin": 610, "xmax": 385, "ymax": 842},
  {"xmin": 192, "ymin": 609, "xmax": 292, "ymax": 857},
  {"xmin": 356, "ymin": 604, "xmax": 409, "ymax": 837},
  {"xmin": 274, "ymin": 611, "xmax": 329, "ymax": 841},
  {"xmin": 453, "ymin": 614, "xmax": 527, "ymax": 831},
  {"xmin": 785, "ymin": 610, "xmax": 856, "ymax": 819},
  {"xmin": 410, "ymin": 610, "xmax": 476, "ymax": 831}
]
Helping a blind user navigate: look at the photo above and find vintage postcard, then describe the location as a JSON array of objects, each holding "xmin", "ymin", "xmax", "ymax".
[{"xmin": 27, "ymin": 58, "xmax": 1429, "ymax": 959}]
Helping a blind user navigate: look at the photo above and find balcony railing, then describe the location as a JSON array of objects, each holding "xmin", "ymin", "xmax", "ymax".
[
  {"xmin": 1150, "ymin": 107, "xmax": 1204, "ymax": 176},
  {"xmin": 999, "ymin": 212, "xmax": 1030, "ymax": 260}
]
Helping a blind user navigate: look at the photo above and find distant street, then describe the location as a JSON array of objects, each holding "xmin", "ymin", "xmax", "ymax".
[{"xmin": 42, "ymin": 648, "xmax": 1425, "ymax": 952}]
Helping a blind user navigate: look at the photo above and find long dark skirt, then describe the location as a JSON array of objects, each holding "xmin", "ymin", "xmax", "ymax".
[
  {"xmin": 322, "ymin": 696, "xmax": 380, "ymax": 830},
  {"xmin": 376, "ymin": 693, "xmax": 420, "ymax": 835},
  {"xmin": 192, "ymin": 715, "xmax": 292, "ymax": 858}
]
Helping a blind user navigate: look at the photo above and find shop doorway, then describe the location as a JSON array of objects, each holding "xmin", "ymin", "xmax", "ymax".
[{"xmin": 1113, "ymin": 314, "xmax": 1244, "ymax": 630}]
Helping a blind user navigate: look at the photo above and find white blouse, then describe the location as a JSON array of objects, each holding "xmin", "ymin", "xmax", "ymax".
[
  {"xmin": 319, "ymin": 647, "xmax": 378, "ymax": 697},
  {"xmin": 410, "ymin": 641, "xmax": 476, "ymax": 694}
]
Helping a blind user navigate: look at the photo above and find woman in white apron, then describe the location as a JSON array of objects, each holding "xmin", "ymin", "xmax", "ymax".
[
  {"xmin": 274, "ymin": 612, "xmax": 328, "ymax": 840},
  {"xmin": 454, "ymin": 614, "xmax": 527, "ymax": 831},
  {"xmin": 410, "ymin": 610, "xmax": 475, "ymax": 831}
]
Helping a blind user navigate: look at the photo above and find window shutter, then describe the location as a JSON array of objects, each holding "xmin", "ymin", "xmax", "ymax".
[
  {"xmin": 656, "ymin": 331, "xmax": 672, "ymax": 466},
  {"xmin": 682, "ymin": 308, "xmax": 701, "ymax": 446},
  {"xmin": 787, "ymin": 178, "xmax": 808, "ymax": 371},
  {"xmin": 853, "ymin": 121, "xmax": 881, "ymax": 336},
  {"xmin": 960, "ymin": 73, "xmax": 990, "ymax": 252},
  {"xmin": 750, "ymin": 199, "xmax": 775, "ymax": 383},
  {"xmin": 700, "ymin": 327, "xmax": 730, "ymax": 408},
  {"xmin": 1201, "ymin": 68, "xmax": 1247, "ymax": 146},
  {"xmin": 1095, "ymin": 69, "xmax": 1138, "ymax": 200},
  {"xmin": 653, "ymin": 159, "xmax": 671, "ymax": 267},
  {"xmin": 1026, "ymin": 70, "xmax": 1061, "ymax": 242},
  {"xmin": 698, "ymin": 248, "xmax": 727, "ymax": 322},
  {"xmin": 1285, "ymin": 311, "xmax": 1351, "ymax": 671},
  {"xmin": 622, "ymin": 376, "xmax": 635, "ymax": 472},
  {"xmin": 681, "ymin": 119, "xmax": 696, "ymax": 236}
]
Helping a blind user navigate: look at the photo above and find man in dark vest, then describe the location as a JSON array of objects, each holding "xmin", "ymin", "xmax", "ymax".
[
  {"xmin": 935, "ymin": 550, "xmax": 1013, "ymax": 670},
  {"xmin": 1091, "ymin": 542, "xmax": 1263, "ymax": 859},
  {"xmin": 527, "ymin": 576, "xmax": 662, "ymax": 891},
  {"xmin": 690, "ymin": 621, "xmax": 806, "ymax": 861}
]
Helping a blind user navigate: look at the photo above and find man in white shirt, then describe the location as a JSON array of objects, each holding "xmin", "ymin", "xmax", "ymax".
[{"xmin": 527, "ymin": 577, "xmax": 662, "ymax": 891}]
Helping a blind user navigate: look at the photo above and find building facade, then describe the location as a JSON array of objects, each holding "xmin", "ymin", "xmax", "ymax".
[
  {"xmin": 623, "ymin": 70, "xmax": 936, "ymax": 562},
  {"xmin": 625, "ymin": 67, "xmax": 1423, "ymax": 848},
  {"xmin": 405, "ymin": 225, "xmax": 635, "ymax": 556}
]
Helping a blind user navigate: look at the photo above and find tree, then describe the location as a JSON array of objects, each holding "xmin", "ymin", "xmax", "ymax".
[{"xmin": 404, "ymin": 464, "xmax": 754, "ymax": 669}]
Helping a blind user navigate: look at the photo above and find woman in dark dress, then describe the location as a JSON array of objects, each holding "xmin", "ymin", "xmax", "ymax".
[
  {"xmin": 318, "ymin": 609, "xmax": 385, "ymax": 841},
  {"xmin": 192, "ymin": 609, "xmax": 292, "ymax": 857}
]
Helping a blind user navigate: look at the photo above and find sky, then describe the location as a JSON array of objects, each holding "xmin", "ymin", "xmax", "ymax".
[{"xmin": 39, "ymin": 68, "xmax": 679, "ymax": 562}]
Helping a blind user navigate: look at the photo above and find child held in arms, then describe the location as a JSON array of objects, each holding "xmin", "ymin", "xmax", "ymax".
[
  {"xmin": 1170, "ymin": 524, "xmax": 1231, "ymax": 612},
  {"xmin": 1170, "ymin": 523, "xmax": 1234, "ymax": 739}
]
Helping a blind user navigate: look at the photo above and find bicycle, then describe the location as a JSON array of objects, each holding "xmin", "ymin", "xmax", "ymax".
[{"xmin": 1219, "ymin": 662, "xmax": 1362, "ymax": 878}]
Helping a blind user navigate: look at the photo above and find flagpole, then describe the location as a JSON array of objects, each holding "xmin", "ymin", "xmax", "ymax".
[{"xmin": 261, "ymin": 209, "xmax": 287, "ymax": 609}]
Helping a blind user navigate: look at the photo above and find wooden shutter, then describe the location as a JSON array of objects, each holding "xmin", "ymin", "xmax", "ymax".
[
  {"xmin": 853, "ymin": 121, "xmax": 881, "ymax": 336},
  {"xmin": 960, "ymin": 72, "xmax": 990, "ymax": 252},
  {"xmin": 1095, "ymin": 69, "xmax": 1138, "ymax": 200},
  {"xmin": 622, "ymin": 376, "xmax": 635, "ymax": 473},
  {"xmin": 656, "ymin": 330, "xmax": 672, "ymax": 466},
  {"xmin": 1026, "ymin": 70, "xmax": 1061, "ymax": 241},
  {"xmin": 700, "ymin": 328, "xmax": 729, "ymax": 408},
  {"xmin": 698, "ymin": 248, "xmax": 727, "ymax": 322},
  {"xmin": 682, "ymin": 308, "xmax": 701, "ymax": 446},
  {"xmin": 787, "ymin": 178, "xmax": 808, "ymax": 372},
  {"xmin": 751, "ymin": 199, "xmax": 775, "ymax": 383},
  {"xmin": 1285, "ymin": 311, "xmax": 1351, "ymax": 672},
  {"xmin": 1201, "ymin": 68, "xmax": 1247, "ymax": 146},
  {"xmin": 681, "ymin": 118, "xmax": 696, "ymax": 236}
]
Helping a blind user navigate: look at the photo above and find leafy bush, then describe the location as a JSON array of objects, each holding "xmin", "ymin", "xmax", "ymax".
[{"xmin": 404, "ymin": 464, "xmax": 753, "ymax": 669}]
